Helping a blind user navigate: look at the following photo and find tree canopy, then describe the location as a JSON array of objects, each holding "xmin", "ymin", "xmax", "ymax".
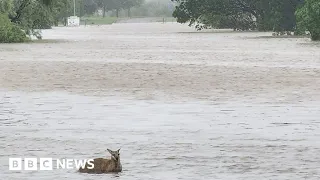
[
  {"xmin": 93, "ymin": 0, "xmax": 144, "ymax": 17},
  {"xmin": 0, "ymin": 0, "xmax": 144, "ymax": 43},
  {"xmin": 171, "ymin": 0, "xmax": 304, "ymax": 32},
  {"xmin": 1, "ymin": 0, "xmax": 319, "ymax": 42},
  {"xmin": 296, "ymin": 0, "xmax": 320, "ymax": 40},
  {"xmin": 1, "ymin": 0, "xmax": 55, "ymax": 41}
]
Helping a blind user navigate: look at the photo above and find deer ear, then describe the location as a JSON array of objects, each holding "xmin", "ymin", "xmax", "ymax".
[
  {"xmin": 118, "ymin": 148, "xmax": 121, "ymax": 152},
  {"xmin": 107, "ymin": 149, "xmax": 112, "ymax": 154}
]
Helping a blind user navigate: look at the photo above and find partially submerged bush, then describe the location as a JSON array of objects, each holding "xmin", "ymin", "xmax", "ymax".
[
  {"xmin": 296, "ymin": 0, "xmax": 320, "ymax": 41},
  {"xmin": 0, "ymin": 14, "xmax": 29, "ymax": 43}
]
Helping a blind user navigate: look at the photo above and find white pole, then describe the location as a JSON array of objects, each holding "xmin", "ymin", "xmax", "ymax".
[{"xmin": 73, "ymin": 0, "xmax": 76, "ymax": 16}]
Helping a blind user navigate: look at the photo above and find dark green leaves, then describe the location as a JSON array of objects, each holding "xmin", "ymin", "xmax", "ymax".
[
  {"xmin": 296, "ymin": 0, "xmax": 320, "ymax": 40},
  {"xmin": 172, "ymin": 0, "xmax": 303, "ymax": 32}
]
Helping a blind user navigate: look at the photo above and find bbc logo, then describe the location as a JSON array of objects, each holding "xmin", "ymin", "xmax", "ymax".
[
  {"xmin": 9, "ymin": 157, "xmax": 94, "ymax": 171},
  {"xmin": 9, "ymin": 158, "xmax": 53, "ymax": 171}
]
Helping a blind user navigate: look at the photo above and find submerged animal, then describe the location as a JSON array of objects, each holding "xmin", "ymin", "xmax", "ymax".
[{"xmin": 79, "ymin": 148, "xmax": 122, "ymax": 174}]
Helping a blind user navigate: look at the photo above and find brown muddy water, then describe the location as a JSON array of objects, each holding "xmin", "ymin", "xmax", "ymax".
[{"xmin": 0, "ymin": 22, "xmax": 320, "ymax": 180}]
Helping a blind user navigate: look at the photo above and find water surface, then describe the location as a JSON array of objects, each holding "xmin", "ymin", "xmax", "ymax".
[{"xmin": 0, "ymin": 22, "xmax": 320, "ymax": 179}]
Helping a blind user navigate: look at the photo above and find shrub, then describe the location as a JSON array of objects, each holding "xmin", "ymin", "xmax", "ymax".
[
  {"xmin": 296, "ymin": 0, "xmax": 320, "ymax": 41},
  {"xmin": 0, "ymin": 14, "xmax": 29, "ymax": 43}
]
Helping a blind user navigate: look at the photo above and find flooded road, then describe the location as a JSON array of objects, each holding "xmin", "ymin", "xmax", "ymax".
[{"xmin": 0, "ymin": 23, "xmax": 320, "ymax": 179}]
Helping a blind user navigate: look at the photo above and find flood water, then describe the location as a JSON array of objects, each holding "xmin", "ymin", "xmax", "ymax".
[{"xmin": 0, "ymin": 22, "xmax": 320, "ymax": 180}]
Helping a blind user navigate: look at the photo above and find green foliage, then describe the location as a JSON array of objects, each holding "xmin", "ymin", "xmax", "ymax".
[
  {"xmin": 122, "ymin": 0, "xmax": 143, "ymax": 9},
  {"xmin": 270, "ymin": 0, "xmax": 300, "ymax": 32},
  {"xmin": 8, "ymin": 0, "xmax": 56, "ymax": 37},
  {"xmin": 83, "ymin": 0, "xmax": 98, "ymax": 15},
  {"xmin": 171, "ymin": 0, "xmax": 303, "ymax": 32},
  {"xmin": 130, "ymin": 0, "xmax": 174, "ymax": 17},
  {"xmin": 199, "ymin": 13, "xmax": 256, "ymax": 31},
  {"xmin": 0, "ymin": 13, "xmax": 28, "ymax": 43},
  {"xmin": 0, "ymin": 0, "xmax": 13, "ymax": 14},
  {"xmin": 296, "ymin": 0, "xmax": 320, "ymax": 41},
  {"xmin": 94, "ymin": 0, "xmax": 144, "ymax": 17},
  {"xmin": 50, "ymin": 0, "xmax": 71, "ymax": 26},
  {"xmin": 1, "ymin": 0, "xmax": 57, "ymax": 42}
]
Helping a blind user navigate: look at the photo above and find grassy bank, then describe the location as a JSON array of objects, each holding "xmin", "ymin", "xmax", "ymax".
[{"xmin": 80, "ymin": 16, "xmax": 176, "ymax": 25}]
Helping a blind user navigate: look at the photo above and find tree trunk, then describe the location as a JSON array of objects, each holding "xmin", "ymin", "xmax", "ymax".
[
  {"xmin": 10, "ymin": 0, "xmax": 32, "ymax": 23},
  {"xmin": 116, "ymin": 9, "xmax": 119, "ymax": 18},
  {"xmin": 128, "ymin": 8, "xmax": 131, "ymax": 18},
  {"xmin": 103, "ymin": 6, "xmax": 106, "ymax": 18},
  {"xmin": 54, "ymin": 19, "xmax": 58, "ymax": 26}
]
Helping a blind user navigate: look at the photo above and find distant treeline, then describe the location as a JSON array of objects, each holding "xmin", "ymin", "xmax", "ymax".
[
  {"xmin": 0, "ymin": 0, "xmax": 145, "ymax": 42},
  {"xmin": 86, "ymin": 0, "xmax": 174, "ymax": 18},
  {"xmin": 82, "ymin": 0, "xmax": 144, "ymax": 18},
  {"xmin": 172, "ymin": 0, "xmax": 320, "ymax": 41},
  {"xmin": 0, "ymin": 0, "xmax": 175, "ymax": 42},
  {"xmin": 1, "ymin": 0, "xmax": 319, "ymax": 43},
  {"xmin": 130, "ymin": 0, "xmax": 174, "ymax": 17}
]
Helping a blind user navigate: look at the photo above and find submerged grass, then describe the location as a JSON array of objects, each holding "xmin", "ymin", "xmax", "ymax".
[
  {"xmin": 80, "ymin": 16, "xmax": 118, "ymax": 25},
  {"xmin": 257, "ymin": 35, "xmax": 311, "ymax": 39},
  {"xmin": 28, "ymin": 39, "xmax": 68, "ymax": 44}
]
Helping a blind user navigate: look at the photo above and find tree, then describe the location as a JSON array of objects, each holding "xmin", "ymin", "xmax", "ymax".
[
  {"xmin": 268, "ymin": 0, "xmax": 303, "ymax": 32},
  {"xmin": 0, "ymin": 1, "xmax": 28, "ymax": 43},
  {"xmin": 0, "ymin": 0, "xmax": 63, "ymax": 42},
  {"xmin": 122, "ymin": 0, "xmax": 144, "ymax": 17},
  {"xmin": 0, "ymin": 0, "xmax": 13, "ymax": 14},
  {"xmin": 8, "ymin": 0, "xmax": 55, "ymax": 38},
  {"xmin": 171, "ymin": 0, "xmax": 303, "ymax": 32},
  {"xmin": 172, "ymin": 0, "xmax": 255, "ymax": 30},
  {"xmin": 83, "ymin": 0, "xmax": 98, "ymax": 15},
  {"xmin": 95, "ymin": 0, "xmax": 118, "ymax": 17},
  {"xmin": 51, "ymin": 0, "xmax": 72, "ymax": 26},
  {"xmin": 129, "ymin": 0, "xmax": 174, "ymax": 17},
  {"xmin": 296, "ymin": 0, "xmax": 320, "ymax": 40}
]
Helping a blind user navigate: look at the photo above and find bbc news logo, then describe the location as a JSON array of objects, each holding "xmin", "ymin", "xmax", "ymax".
[{"xmin": 9, "ymin": 158, "xmax": 94, "ymax": 171}]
